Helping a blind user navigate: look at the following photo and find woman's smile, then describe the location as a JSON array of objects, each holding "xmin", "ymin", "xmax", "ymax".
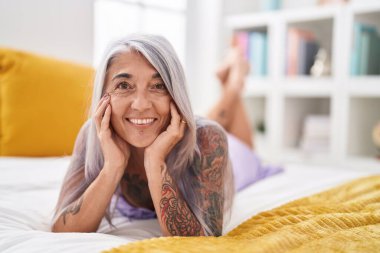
[{"xmin": 125, "ymin": 117, "xmax": 159, "ymax": 131}]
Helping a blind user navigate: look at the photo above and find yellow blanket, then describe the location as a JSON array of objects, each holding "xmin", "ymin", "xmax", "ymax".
[{"xmin": 104, "ymin": 175, "xmax": 380, "ymax": 253}]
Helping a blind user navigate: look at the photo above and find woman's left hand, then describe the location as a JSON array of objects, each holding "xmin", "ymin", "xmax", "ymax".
[{"xmin": 144, "ymin": 102, "xmax": 187, "ymax": 169}]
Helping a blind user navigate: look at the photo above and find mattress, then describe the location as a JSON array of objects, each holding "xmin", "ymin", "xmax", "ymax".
[{"xmin": 0, "ymin": 156, "xmax": 374, "ymax": 253}]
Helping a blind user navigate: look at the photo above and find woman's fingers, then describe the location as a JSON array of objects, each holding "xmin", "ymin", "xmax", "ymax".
[
  {"xmin": 169, "ymin": 102, "xmax": 181, "ymax": 129},
  {"xmin": 102, "ymin": 104, "xmax": 111, "ymax": 130},
  {"xmin": 95, "ymin": 94, "xmax": 109, "ymax": 111},
  {"xmin": 169, "ymin": 102, "xmax": 187, "ymax": 140},
  {"xmin": 179, "ymin": 117, "xmax": 186, "ymax": 139},
  {"xmin": 94, "ymin": 96, "xmax": 110, "ymax": 134}
]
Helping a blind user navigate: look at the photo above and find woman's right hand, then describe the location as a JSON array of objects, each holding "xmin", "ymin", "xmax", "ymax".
[{"xmin": 94, "ymin": 94, "xmax": 130, "ymax": 174}]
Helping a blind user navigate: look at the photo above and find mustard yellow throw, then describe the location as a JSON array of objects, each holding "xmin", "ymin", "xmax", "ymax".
[{"xmin": 104, "ymin": 175, "xmax": 380, "ymax": 253}]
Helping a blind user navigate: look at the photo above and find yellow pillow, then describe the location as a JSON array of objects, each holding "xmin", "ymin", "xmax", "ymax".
[{"xmin": 0, "ymin": 48, "xmax": 94, "ymax": 156}]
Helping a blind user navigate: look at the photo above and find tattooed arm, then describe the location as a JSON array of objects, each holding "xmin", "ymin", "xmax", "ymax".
[
  {"xmin": 144, "ymin": 162, "xmax": 204, "ymax": 236},
  {"xmin": 194, "ymin": 124, "xmax": 228, "ymax": 236},
  {"xmin": 52, "ymin": 164, "xmax": 124, "ymax": 232},
  {"xmin": 145, "ymin": 124, "xmax": 228, "ymax": 236}
]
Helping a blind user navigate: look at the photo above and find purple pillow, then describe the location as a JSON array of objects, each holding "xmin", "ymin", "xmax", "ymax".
[{"xmin": 227, "ymin": 134, "xmax": 283, "ymax": 192}]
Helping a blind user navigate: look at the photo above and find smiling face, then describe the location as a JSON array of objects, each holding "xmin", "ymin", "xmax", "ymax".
[{"xmin": 104, "ymin": 50, "xmax": 172, "ymax": 148}]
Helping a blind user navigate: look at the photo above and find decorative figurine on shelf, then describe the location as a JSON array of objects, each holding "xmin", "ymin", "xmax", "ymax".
[
  {"xmin": 310, "ymin": 48, "xmax": 331, "ymax": 77},
  {"xmin": 372, "ymin": 121, "xmax": 380, "ymax": 159}
]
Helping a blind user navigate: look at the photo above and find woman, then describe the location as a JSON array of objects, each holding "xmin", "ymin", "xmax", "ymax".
[{"xmin": 52, "ymin": 34, "xmax": 235, "ymax": 236}]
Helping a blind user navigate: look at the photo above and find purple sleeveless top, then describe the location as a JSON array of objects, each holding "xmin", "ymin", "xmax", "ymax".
[{"xmin": 116, "ymin": 194, "xmax": 156, "ymax": 220}]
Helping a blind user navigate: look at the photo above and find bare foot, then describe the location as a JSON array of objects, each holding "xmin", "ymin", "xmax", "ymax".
[{"xmin": 216, "ymin": 36, "xmax": 250, "ymax": 93}]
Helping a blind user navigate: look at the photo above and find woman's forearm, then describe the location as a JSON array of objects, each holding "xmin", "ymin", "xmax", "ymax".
[
  {"xmin": 145, "ymin": 161, "xmax": 205, "ymax": 236},
  {"xmin": 52, "ymin": 165, "xmax": 123, "ymax": 232}
]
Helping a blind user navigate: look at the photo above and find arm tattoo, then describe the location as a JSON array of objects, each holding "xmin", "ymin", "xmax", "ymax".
[
  {"xmin": 159, "ymin": 165, "xmax": 203, "ymax": 236},
  {"xmin": 62, "ymin": 195, "xmax": 84, "ymax": 225},
  {"xmin": 195, "ymin": 125, "xmax": 227, "ymax": 236}
]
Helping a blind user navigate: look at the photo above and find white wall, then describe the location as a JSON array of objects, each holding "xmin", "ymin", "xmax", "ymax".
[
  {"xmin": 186, "ymin": 0, "xmax": 224, "ymax": 115},
  {"xmin": 0, "ymin": 0, "xmax": 94, "ymax": 65}
]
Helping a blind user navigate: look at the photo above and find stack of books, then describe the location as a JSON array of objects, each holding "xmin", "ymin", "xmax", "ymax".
[
  {"xmin": 235, "ymin": 31, "xmax": 268, "ymax": 77},
  {"xmin": 286, "ymin": 28, "xmax": 320, "ymax": 76},
  {"xmin": 351, "ymin": 22, "xmax": 380, "ymax": 76},
  {"xmin": 300, "ymin": 115, "xmax": 330, "ymax": 153}
]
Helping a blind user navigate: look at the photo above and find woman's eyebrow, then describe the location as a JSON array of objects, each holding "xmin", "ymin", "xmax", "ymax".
[
  {"xmin": 152, "ymin": 72, "xmax": 161, "ymax": 79},
  {"xmin": 112, "ymin": 73, "xmax": 132, "ymax": 81}
]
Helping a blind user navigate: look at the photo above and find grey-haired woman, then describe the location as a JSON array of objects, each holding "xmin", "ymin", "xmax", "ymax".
[
  {"xmin": 51, "ymin": 33, "xmax": 273, "ymax": 237},
  {"xmin": 52, "ymin": 34, "xmax": 239, "ymax": 237}
]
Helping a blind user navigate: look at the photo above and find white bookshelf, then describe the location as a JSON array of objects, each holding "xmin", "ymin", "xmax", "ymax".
[{"xmin": 225, "ymin": 1, "xmax": 380, "ymax": 170}]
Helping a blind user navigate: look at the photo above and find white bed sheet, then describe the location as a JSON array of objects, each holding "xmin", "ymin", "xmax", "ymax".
[{"xmin": 0, "ymin": 156, "xmax": 374, "ymax": 253}]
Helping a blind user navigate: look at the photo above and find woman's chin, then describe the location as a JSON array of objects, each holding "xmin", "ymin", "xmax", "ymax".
[{"xmin": 126, "ymin": 137, "xmax": 156, "ymax": 149}]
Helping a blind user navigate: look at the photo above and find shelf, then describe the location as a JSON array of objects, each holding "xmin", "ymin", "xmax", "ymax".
[
  {"xmin": 349, "ymin": 7, "xmax": 380, "ymax": 77},
  {"xmin": 347, "ymin": 96, "xmax": 380, "ymax": 158},
  {"xmin": 282, "ymin": 5, "xmax": 338, "ymax": 23},
  {"xmin": 283, "ymin": 96, "xmax": 331, "ymax": 151},
  {"xmin": 243, "ymin": 77, "xmax": 275, "ymax": 96},
  {"xmin": 242, "ymin": 96, "xmax": 269, "ymax": 160},
  {"xmin": 224, "ymin": 2, "xmax": 380, "ymax": 170},
  {"xmin": 350, "ymin": 1, "xmax": 380, "ymax": 15},
  {"xmin": 285, "ymin": 18, "xmax": 334, "ymax": 77},
  {"xmin": 243, "ymin": 96, "xmax": 267, "ymax": 132},
  {"xmin": 282, "ymin": 77, "xmax": 334, "ymax": 96},
  {"xmin": 226, "ymin": 12, "xmax": 274, "ymax": 29},
  {"xmin": 346, "ymin": 78, "xmax": 380, "ymax": 96}
]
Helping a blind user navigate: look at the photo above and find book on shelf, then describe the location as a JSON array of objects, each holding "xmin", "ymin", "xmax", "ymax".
[
  {"xmin": 300, "ymin": 115, "xmax": 330, "ymax": 154},
  {"xmin": 249, "ymin": 32, "xmax": 268, "ymax": 76},
  {"xmin": 351, "ymin": 22, "xmax": 380, "ymax": 76},
  {"xmin": 235, "ymin": 31, "xmax": 268, "ymax": 77},
  {"xmin": 286, "ymin": 28, "xmax": 320, "ymax": 76}
]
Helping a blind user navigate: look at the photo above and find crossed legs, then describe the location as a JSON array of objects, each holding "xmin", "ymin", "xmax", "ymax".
[{"xmin": 206, "ymin": 40, "xmax": 254, "ymax": 149}]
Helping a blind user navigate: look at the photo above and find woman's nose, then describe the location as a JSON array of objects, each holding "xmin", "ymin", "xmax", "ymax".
[{"xmin": 130, "ymin": 92, "xmax": 152, "ymax": 112}]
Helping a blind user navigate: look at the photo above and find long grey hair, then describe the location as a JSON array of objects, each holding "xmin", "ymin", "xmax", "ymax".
[{"xmin": 53, "ymin": 34, "xmax": 234, "ymax": 235}]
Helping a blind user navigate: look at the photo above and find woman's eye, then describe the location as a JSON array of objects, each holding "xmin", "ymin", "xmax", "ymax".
[
  {"xmin": 116, "ymin": 82, "xmax": 132, "ymax": 90},
  {"xmin": 153, "ymin": 83, "xmax": 166, "ymax": 90}
]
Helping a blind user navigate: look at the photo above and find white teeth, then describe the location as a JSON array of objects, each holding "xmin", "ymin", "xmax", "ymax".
[{"xmin": 128, "ymin": 118, "xmax": 155, "ymax": 125}]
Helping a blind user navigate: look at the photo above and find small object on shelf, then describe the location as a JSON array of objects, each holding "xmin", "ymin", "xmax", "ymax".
[
  {"xmin": 256, "ymin": 121, "xmax": 266, "ymax": 134},
  {"xmin": 318, "ymin": 0, "xmax": 348, "ymax": 5},
  {"xmin": 260, "ymin": 0, "xmax": 281, "ymax": 11},
  {"xmin": 311, "ymin": 48, "xmax": 331, "ymax": 77},
  {"xmin": 372, "ymin": 122, "xmax": 380, "ymax": 159},
  {"xmin": 300, "ymin": 115, "xmax": 330, "ymax": 154}
]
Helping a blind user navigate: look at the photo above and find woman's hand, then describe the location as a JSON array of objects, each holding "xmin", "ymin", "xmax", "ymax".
[
  {"xmin": 94, "ymin": 94, "xmax": 131, "ymax": 173},
  {"xmin": 144, "ymin": 103, "xmax": 186, "ymax": 171}
]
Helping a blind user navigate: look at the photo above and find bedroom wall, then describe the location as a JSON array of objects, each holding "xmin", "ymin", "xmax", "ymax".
[{"xmin": 0, "ymin": 0, "xmax": 94, "ymax": 65}]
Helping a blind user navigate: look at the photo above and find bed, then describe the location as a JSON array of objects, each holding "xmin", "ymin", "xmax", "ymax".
[
  {"xmin": 0, "ymin": 156, "xmax": 376, "ymax": 253},
  {"xmin": 1, "ymin": 48, "xmax": 379, "ymax": 253}
]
